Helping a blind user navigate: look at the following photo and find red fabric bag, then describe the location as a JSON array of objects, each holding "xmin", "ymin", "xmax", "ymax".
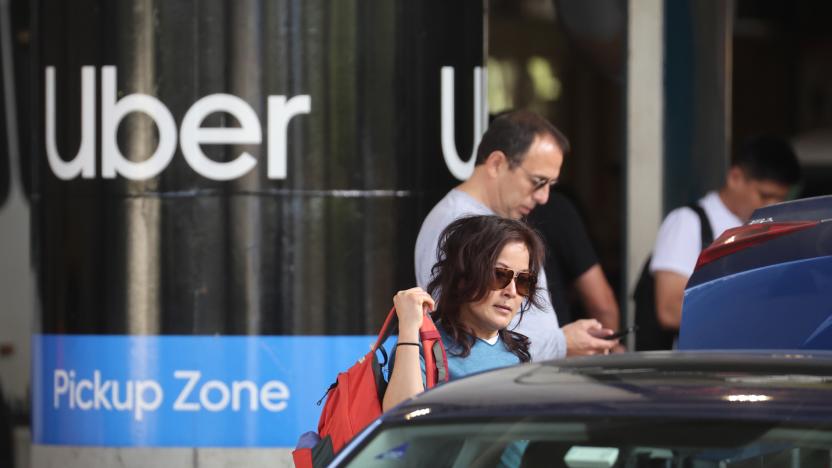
[{"xmin": 292, "ymin": 307, "xmax": 448, "ymax": 467}]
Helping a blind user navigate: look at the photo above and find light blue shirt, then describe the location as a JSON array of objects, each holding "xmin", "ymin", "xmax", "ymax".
[
  {"xmin": 386, "ymin": 323, "xmax": 520, "ymax": 385},
  {"xmin": 437, "ymin": 324, "xmax": 521, "ymax": 379},
  {"xmin": 385, "ymin": 323, "xmax": 527, "ymax": 467}
]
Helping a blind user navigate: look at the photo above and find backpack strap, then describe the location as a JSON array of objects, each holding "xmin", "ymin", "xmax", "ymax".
[
  {"xmin": 373, "ymin": 307, "xmax": 449, "ymax": 388},
  {"xmin": 420, "ymin": 317, "xmax": 449, "ymax": 388},
  {"xmin": 372, "ymin": 308, "xmax": 399, "ymax": 351},
  {"xmin": 686, "ymin": 203, "xmax": 714, "ymax": 248}
]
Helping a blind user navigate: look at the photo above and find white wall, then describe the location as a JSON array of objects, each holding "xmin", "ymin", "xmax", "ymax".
[{"xmin": 626, "ymin": 0, "xmax": 664, "ymax": 347}]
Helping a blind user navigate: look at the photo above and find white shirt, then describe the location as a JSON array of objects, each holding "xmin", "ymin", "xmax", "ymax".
[
  {"xmin": 650, "ymin": 191, "xmax": 742, "ymax": 278},
  {"xmin": 414, "ymin": 189, "xmax": 566, "ymax": 361}
]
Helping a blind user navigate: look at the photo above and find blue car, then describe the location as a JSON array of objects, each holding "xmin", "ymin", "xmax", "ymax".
[
  {"xmin": 680, "ymin": 195, "xmax": 832, "ymax": 350},
  {"xmin": 329, "ymin": 352, "xmax": 832, "ymax": 467}
]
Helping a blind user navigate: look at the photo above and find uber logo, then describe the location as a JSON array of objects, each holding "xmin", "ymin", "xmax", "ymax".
[
  {"xmin": 45, "ymin": 66, "xmax": 311, "ymax": 181},
  {"xmin": 440, "ymin": 66, "xmax": 487, "ymax": 181}
]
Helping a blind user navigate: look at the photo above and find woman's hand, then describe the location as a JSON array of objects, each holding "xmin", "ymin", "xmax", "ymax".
[
  {"xmin": 383, "ymin": 287, "xmax": 434, "ymax": 412},
  {"xmin": 393, "ymin": 287, "xmax": 435, "ymax": 337}
]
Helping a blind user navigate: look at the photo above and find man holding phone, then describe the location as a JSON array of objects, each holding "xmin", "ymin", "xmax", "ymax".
[{"xmin": 604, "ymin": 326, "xmax": 637, "ymax": 341}]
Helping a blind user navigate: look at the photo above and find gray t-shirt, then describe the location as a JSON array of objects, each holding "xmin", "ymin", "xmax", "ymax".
[{"xmin": 414, "ymin": 189, "xmax": 566, "ymax": 361}]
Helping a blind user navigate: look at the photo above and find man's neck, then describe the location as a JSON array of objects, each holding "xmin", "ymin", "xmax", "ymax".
[{"xmin": 457, "ymin": 175, "xmax": 494, "ymax": 211}]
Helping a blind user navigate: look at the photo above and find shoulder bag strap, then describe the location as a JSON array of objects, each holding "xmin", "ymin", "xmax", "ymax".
[
  {"xmin": 687, "ymin": 203, "xmax": 714, "ymax": 248},
  {"xmin": 372, "ymin": 307, "xmax": 399, "ymax": 351},
  {"xmin": 420, "ymin": 314, "xmax": 449, "ymax": 388},
  {"xmin": 372, "ymin": 307, "xmax": 449, "ymax": 387}
]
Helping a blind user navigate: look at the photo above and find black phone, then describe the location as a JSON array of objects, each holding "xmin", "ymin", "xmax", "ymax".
[{"xmin": 603, "ymin": 325, "xmax": 638, "ymax": 340}]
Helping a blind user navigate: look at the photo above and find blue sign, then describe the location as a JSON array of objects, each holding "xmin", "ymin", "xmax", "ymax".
[{"xmin": 32, "ymin": 334, "xmax": 379, "ymax": 447}]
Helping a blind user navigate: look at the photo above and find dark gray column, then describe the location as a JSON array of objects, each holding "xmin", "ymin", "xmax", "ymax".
[
  {"xmin": 664, "ymin": 0, "xmax": 734, "ymax": 211},
  {"xmin": 34, "ymin": 0, "xmax": 483, "ymax": 336},
  {"xmin": 31, "ymin": 0, "xmax": 483, "ymax": 464}
]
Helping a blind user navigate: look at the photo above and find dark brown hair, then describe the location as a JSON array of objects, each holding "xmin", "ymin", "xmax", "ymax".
[
  {"xmin": 731, "ymin": 135, "xmax": 801, "ymax": 186},
  {"xmin": 427, "ymin": 215, "xmax": 546, "ymax": 362},
  {"xmin": 475, "ymin": 110, "xmax": 570, "ymax": 168}
]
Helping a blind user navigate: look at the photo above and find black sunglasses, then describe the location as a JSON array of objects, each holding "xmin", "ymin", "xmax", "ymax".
[
  {"xmin": 492, "ymin": 267, "xmax": 536, "ymax": 297},
  {"xmin": 517, "ymin": 166, "xmax": 557, "ymax": 192}
]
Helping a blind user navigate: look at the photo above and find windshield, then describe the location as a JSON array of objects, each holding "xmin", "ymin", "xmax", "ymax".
[{"xmin": 341, "ymin": 418, "xmax": 832, "ymax": 467}]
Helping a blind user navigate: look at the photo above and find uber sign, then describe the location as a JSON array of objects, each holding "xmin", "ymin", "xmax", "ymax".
[{"xmin": 45, "ymin": 66, "xmax": 311, "ymax": 181}]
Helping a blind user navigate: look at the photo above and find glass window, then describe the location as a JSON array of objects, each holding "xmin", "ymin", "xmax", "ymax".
[{"xmin": 343, "ymin": 418, "xmax": 832, "ymax": 467}]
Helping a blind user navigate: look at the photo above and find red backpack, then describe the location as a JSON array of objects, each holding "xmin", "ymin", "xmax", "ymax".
[{"xmin": 292, "ymin": 308, "xmax": 449, "ymax": 467}]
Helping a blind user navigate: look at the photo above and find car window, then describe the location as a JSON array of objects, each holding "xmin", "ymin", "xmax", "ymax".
[{"xmin": 341, "ymin": 419, "xmax": 832, "ymax": 467}]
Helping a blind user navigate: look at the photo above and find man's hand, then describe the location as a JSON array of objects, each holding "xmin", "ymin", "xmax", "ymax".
[{"xmin": 563, "ymin": 319, "xmax": 617, "ymax": 356}]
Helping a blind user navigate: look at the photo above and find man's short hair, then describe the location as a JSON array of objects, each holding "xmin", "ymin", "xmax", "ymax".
[
  {"xmin": 731, "ymin": 135, "xmax": 801, "ymax": 186},
  {"xmin": 475, "ymin": 110, "xmax": 570, "ymax": 167}
]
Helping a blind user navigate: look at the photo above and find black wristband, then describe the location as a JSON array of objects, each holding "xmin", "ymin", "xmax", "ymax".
[{"xmin": 396, "ymin": 342, "xmax": 420, "ymax": 348}]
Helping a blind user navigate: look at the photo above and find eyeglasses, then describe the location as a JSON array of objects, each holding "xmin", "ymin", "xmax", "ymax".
[
  {"xmin": 517, "ymin": 166, "xmax": 557, "ymax": 192},
  {"xmin": 492, "ymin": 267, "xmax": 536, "ymax": 297}
]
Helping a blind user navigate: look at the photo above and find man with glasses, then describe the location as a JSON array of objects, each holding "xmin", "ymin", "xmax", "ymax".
[{"xmin": 415, "ymin": 110, "xmax": 617, "ymax": 360}]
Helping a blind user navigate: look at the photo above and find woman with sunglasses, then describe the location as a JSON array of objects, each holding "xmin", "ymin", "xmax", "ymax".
[{"xmin": 383, "ymin": 215, "xmax": 544, "ymax": 412}]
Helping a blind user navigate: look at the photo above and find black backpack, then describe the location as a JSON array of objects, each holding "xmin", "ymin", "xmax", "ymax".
[{"xmin": 633, "ymin": 204, "xmax": 713, "ymax": 351}]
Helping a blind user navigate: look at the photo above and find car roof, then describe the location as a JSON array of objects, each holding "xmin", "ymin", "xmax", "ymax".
[
  {"xmin": 383, "ymin": 351, "xmax": 832, "ymax": 425},
  {"xmin": 750, "ymin": 194, "xmax": 832, "ymax": 222}
]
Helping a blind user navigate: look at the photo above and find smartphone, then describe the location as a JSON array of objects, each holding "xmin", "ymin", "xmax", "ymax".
[{"xmin": 603, "ymin": 325, "xmax": 638, "ymax": 341}]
